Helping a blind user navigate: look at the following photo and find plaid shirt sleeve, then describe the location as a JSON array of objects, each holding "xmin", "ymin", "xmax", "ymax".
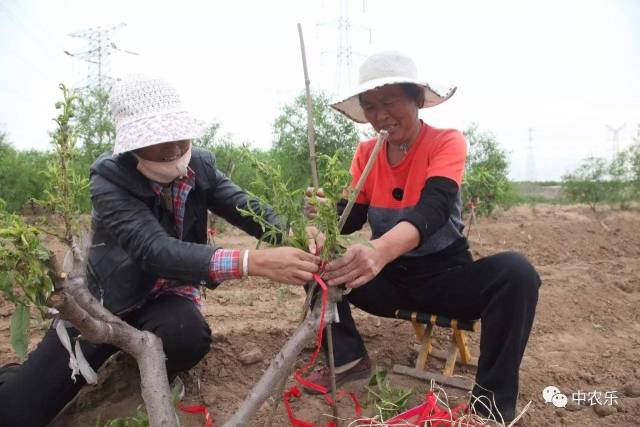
[{"xmin": 209, "ymin": 249, "xmax": 242, "ymax": 282}]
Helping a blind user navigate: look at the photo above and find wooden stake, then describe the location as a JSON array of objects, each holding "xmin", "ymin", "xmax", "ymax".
[
  {"xmin": 228, "ymin": 130, "xmax": 389, "ymax": 426},
  {"xmin": 229, "ymin": 33, "xmax": 388, "ymax": 425},
  {"xmin": 338, "ymin": 130, "xmax": 388, "ymax": 230},
  {"xmin": 297, "ymin": 22, "xmax": 339, "ymax": 423},
  {"xmin": 297, "ymin": 23, "xmax": 319, "ymax": 189}
]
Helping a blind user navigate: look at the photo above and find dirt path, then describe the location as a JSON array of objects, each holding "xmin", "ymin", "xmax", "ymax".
[{"xmin": 1, "ymin": 204, "xmax": 639, "ymax": 426}]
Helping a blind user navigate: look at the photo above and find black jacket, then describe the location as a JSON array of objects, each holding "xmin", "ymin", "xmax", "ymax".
[{"xmin": 87, "ymin": 147, "xmax": 278, "ymax": 314}]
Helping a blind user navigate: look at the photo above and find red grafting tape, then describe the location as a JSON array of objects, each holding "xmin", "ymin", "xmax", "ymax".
[
  {"xmin": 177, "ymin": 402, "xmax": 213, "ymax": 427},
  {"xmin": 285, "ymin": 274, "xmax": 365, "ymax": 426},
  {"xmin": 293, "ymin": 273, "xmax": 329, "ymax": 394},
  {"xmin": 284, "ymin": 386, "xmax": 317, "ymax": 427},
  {"xmin": 284, "ymin": 276, "xmax": 468, "ymax": 427}
]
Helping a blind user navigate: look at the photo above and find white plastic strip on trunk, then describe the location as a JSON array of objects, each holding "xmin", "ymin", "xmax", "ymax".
[
  {"xmin": 55, "ymin": 320, "xmax": 98, "ymax": 384},
  {"xmin": 74, "ymin": 339, "xmax": 98, "ymax": 384}
]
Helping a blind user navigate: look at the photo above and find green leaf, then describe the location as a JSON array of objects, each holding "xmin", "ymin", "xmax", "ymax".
[{"xmin": 10, "ymin": 303, "xmax": 29, "ymax": 360}]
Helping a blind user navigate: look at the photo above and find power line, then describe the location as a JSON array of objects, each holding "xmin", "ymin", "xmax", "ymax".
[
  {"xmin": 0, "ymin": 1, "xmax": 56, "ymax": 58},
  {"xmin": 318, "ymin": 0, "xmax": 371, "ymax": 95},
  {"xmin": 526, "ymin": 127, "xmax": 536, "ymax": 182},
  {"xmin": 335, "ymin": 0, "xmax": 353, "ymax": 95},
  {"xmin": 606, "ymin": 123, "xmax": 625, "ymax": 155},
  {"xmin": 64, "ymin": 23, "xmax": 139, "ymax": 91}
]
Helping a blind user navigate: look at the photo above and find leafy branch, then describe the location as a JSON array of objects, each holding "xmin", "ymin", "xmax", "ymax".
[
  {"xmin": 310, "ymin": 152, "xmax": 354, "ymax": 260},
  {"xmin": 36, "ymin": 83, "xmax": 88, "ymax": 243},
  {"xmin": 235, "ymin": 147, "xmax": 307, "ymax": 250},
  {"xmin": 0, "ymin": 199, "xmax": 54, "ymax": 359},
  {"xmin": 236, "ymin": 148, "xmax": 352, "ymax": 261}
]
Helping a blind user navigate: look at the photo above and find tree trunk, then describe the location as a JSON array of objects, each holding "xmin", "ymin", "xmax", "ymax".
[{"xmin": 48, "ymin": 237, "xmax": 177, "ymax": 427}]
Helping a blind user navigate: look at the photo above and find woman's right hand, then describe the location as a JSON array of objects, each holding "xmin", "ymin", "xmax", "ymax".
[{"xmin": 249, "ymin": 247, "xmax": 321, "ymax": 285}]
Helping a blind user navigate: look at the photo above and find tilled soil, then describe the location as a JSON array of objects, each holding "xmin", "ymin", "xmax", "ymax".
[{"xmin": 1, "ymin": 204, "xmax": 639, "ymax": 426}]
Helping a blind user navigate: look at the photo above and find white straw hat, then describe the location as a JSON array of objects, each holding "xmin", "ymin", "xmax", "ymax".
[
  {"xmin": 110, "ymin": 74, "xmax": 205, "ymax": 154},
  {"xmin": 331, "ymin": 51, "xmax": 457, "ymax": 123}
]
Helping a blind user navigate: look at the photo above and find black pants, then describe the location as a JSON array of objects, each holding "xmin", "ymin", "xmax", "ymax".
[
  {"xmin": 0, "ymin": 295, "xmax": 212, "ymax": 427},
  {"xmin": 326, "ymin": 251, "xmax": 540, "ymax": 422}
]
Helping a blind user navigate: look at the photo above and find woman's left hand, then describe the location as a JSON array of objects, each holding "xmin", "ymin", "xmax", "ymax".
[
  {"xmin": 323, "ymin": 241, "xmax": 388, "ymax": 288},
  {"xmin": 306, "ymin": 225, "xmax": 325, "ymax": 255}
]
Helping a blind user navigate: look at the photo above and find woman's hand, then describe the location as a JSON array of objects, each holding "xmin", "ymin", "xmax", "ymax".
[
  {"xmin": 323, "ymin": 241, "xmax": 389, "ymax": 288},
  {"xmin": 250, "ymin": 247, "xmax": 321, "ymax": 285},
  {"xmin": 305, "ymin": 225, "xmax": 325, "ymax": 255}
]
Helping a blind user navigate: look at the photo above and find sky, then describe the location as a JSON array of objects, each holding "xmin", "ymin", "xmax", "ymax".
[{"xmin": 1, "ymin": 0, "xmax": 639, "ymax": 181}]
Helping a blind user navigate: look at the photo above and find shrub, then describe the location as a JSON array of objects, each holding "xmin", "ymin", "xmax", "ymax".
[
  {"xmin": 0, "ymin": 135, "xmax": 51, "ymax": 213},
  {"xmin": 462, "ymin": 124, "xmax": 512, "ymax": 216},
  {"xmin": 194, "ymin": 121, "xmax": 270, "ymax": 193},
  {"xmin": 561, "ymin": 147, "xmax": 639, "ymax": 211},
  {"xmin": 561, "ymin": 157, "xmax": 609, "ymax": 211}
]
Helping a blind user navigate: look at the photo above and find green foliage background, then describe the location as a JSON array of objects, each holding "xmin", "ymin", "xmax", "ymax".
[
  {"xmin": 0, "ymin": 87, "xmax": 113, "ymax": 214},
  {"xmin": 462, "ymin": 124, "xmax": 513, "ymax": 216},
  {"xmin": 272, "ymin": 91, "xmax": 359, "ymax": 190},
  {"xmin": 0, "ymin": 135, "xmax": 50, "ymax": 213},
  {"xmin": 5, "ymin": 82, "xmax": 638, "ymax": 222},
  {"xmin": 561, "ymin": 142, "xmax": 640, "ymax": 211}
]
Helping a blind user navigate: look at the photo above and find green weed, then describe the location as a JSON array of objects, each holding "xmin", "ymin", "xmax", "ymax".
[{"xmin": 363, "ymin": 369, "xmax": 413, "ymax": 420}]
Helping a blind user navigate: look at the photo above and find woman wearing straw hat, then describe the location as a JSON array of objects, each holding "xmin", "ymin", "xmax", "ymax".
[
  {"xmin": 0, "ymin": 75, "xmax": 322, "ymax": 427},
  {"xmin": 306, "ymin": 51, "xmax": 540, "ymax": 424}
]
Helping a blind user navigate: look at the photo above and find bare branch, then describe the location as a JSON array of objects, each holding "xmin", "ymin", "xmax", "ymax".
[{"xmin": 223, "ymin": 299, "xmax": 335, "ymax": 426}]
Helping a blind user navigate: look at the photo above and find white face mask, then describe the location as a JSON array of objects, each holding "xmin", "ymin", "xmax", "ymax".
[{"xmin": 134, "ymin": 146, "xmax": 192, "ymax": 183}]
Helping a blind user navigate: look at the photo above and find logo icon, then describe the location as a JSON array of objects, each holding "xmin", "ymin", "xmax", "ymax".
[{"xmin": 542, "ymin": 385, "xmax": 568, "ymax": 408}]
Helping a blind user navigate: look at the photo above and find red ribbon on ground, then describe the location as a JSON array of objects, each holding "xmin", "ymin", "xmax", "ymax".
[
  {"xmin": 284, "ymin": 386, "xmax": 318, "ymax": 427},
  {"xmin": 383, "ymin": 392, "xmax": 468, "ymax": 426},
  {"xmin": 177, "ymin": 402, "xmax": 213, "ymax": 427}
]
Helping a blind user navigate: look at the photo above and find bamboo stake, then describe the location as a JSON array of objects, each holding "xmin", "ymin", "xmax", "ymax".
[
  {"xmin": 297, "ymin": 23, "xmax": 320, "ymax": 189},
  {"xmin": 297, "ymin": 22, "xmax": 339, "ymax": 424},
  {"xmin": 229, "ymin": 130, "xmax": 389, "ymax": 426},
  {"xmin": 229, "ymin": 30, "xmax": 388, "ymax": 424},
  {"xmin": 338, "ymin": 130, "xmax": 388, "ymax": 230}
]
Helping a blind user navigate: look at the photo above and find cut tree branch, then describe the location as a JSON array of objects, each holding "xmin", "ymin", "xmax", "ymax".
[
  {"xmin": 47, "ymin": 236, "xmax": 177, "ymax": 427},
  {"xmin": 223, "ymin": 295, "xmax": 336, "ymax": 427}
]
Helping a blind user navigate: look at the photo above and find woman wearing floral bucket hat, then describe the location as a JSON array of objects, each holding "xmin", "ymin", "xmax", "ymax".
[
  {"xmin": 0, "ymin": 75, "xmax": 323, "ymax": 427},
  {"xmin": 305, "ymin": 51, "xmax": 540, "ymax": 425}
]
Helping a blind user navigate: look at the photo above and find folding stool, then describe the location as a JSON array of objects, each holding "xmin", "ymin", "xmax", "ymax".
[{"xmin": 392, "ymin": 309, "xmax": 479, "ymax": 390}]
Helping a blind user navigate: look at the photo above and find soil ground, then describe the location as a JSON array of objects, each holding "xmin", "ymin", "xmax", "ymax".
[{"xmin": 1, "ymin": 204, "xmax": 639, "ymax": 426}]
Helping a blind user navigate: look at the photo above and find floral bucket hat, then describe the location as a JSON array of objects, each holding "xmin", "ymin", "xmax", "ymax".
[{"xmin": 110, "ymin": 74, "xmax": 205, "ymax": 154}]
